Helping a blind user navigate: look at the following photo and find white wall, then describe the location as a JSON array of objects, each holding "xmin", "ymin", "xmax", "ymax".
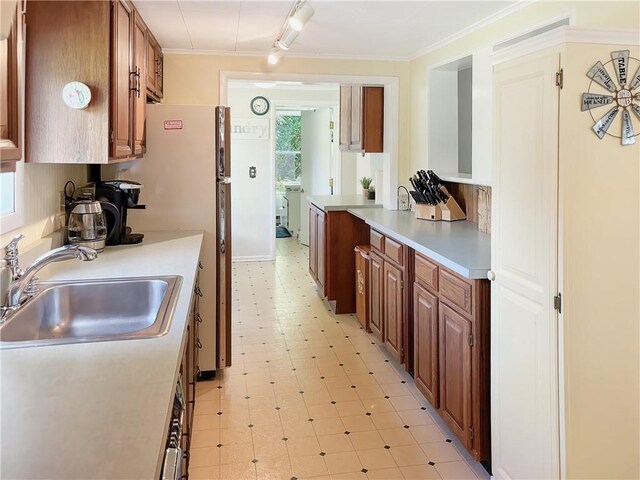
[{"xmin": 227, "ymin": 85, "xmax": 339, "ymax": 261}]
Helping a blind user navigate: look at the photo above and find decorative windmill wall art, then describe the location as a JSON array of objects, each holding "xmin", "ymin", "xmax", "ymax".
[{"xmin": 582, "ymin": 50, "xmax": 640, "ymax": 146}]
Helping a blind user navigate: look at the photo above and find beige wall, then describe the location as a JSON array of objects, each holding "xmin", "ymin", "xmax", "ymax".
[
  {"xmin": 163, "ymin": 53, "xmax": 411, "ymax": 186},
  {"xmin": 559, "ymin": 42, "xmax": 639, "ymax": 479}
]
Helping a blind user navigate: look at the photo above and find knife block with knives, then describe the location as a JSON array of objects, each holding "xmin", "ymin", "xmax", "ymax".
[{"xmin": 410, "ymin": 170, "xmax": 466, "ymax": 222}]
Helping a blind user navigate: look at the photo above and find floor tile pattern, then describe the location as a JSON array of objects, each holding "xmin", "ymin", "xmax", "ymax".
[{"xmin": 189, "ymin": 238, "xmax": 489, "ymax": 480}]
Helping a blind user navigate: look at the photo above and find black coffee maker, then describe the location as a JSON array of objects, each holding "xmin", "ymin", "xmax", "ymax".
[{"xmin": 92, "ymin": 181, "xmax": 146, "ymax": 245}]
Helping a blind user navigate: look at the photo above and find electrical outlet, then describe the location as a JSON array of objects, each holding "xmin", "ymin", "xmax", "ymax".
[{"xmin": 249, "ymin": 166, "xmax": 257, "ymax": 178}]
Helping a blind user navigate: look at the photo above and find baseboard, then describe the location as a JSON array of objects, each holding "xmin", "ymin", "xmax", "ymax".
[{"xmin": 232, "ymin": 255, "xmax": 275, "ymax": 262}]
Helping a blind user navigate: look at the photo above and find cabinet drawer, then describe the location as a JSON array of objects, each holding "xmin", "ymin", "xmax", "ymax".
[
  {"xmin": 415, "ymin": 253, "xmax": 438, "ymax": 292},
  {"xmin": 440, "ymin": 269, "xmax": 473, "ymax": 316},
  {"xmin": 384, "ymin": 237, "xmax": 404, "ymax": 266},
  {"xmin": 370, "ymin": 229, "xmax": 385, "ymax": 253}
]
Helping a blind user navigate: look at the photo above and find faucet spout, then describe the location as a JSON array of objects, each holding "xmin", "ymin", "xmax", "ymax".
[{"xmin": 5, "ymin": 245, "xmax": 97, "ymax": 308}]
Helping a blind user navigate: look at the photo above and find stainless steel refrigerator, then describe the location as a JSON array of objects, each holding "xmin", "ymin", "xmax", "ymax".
[{"xmin": 106, "ymin": 104, "xmax": 232, "ymax": 373}]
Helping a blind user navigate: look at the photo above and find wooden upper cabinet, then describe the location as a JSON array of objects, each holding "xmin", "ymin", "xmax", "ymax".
[
  {"xmin": 0, "ymin": 4, "xmax": 20, "ymax": 169},
  {"xmin": 132, "ymin": 11, "xmax": 146, "ymax": 156},
  {"xmin": 339, "ymin": 84, "xmax": 383, "ymax": 153},
  {"xmin": 369, "ymin": 251, "xmax": 384, "ymax": 341},
  {"xmin": 439, "ymin": 303, "xmax": 472, "ymax": 449},
  {"xmin": 110, "ymin": 0, "xmax": 134, "ymax": 159},
  {"xmin": 146, "ymin": 31, "xmax": 163, "ymax": 101},
  {"xmin": 384, "ymin": 261, "xmax": 403, "ymax": 364},
  {"xmin": 362, "ymin": 86, "xmax": 383, "ymax": 153},
  {"xmin": 25, "ymin": 0, "xmax": 160, "ymax": 164},
  {"xmin": 414, "ymin": 283, "xmax": 439, "ymax": 408}
]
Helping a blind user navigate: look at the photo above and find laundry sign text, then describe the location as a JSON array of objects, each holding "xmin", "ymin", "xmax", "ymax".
[{"xmin": 231, "ymin": 118, "xmax": 270, "ymax": 140}]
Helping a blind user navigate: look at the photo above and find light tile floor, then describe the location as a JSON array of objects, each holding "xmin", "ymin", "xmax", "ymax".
[{"xmin": 189, "ymin": 238, "xmax": 490, "ymax": 480}]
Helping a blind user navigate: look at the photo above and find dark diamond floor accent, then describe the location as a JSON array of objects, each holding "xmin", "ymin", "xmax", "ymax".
[
  {"xmin": 344, "ymin": 431, "xmax": 350, "ymax": 435},
  {"xmin": 319, "ymin": 452, "xmax": 326, "ymax": 456},
  {"xmin": 282, "ymin": 437, "xmax": 288, "ymax": 441},
  {"xmin": 384, "ymin": 445, "xmax": 391, "ymax": 449},
  {"xmin": 421, "ymin": 407, "xmax": 427, "ymax": 410},
  {"xmin": 308, "ymin": 418, "xmax": 314, "ymax": 422},
  {"xmin": 365, "ymin": 412, "xmax": 371, "ymax": 416},
  {"xmin": 244, "ymin": 396, "xmax": 250, "ymax": 399},
  {"xmin": 446, "ymin": 438, "xmax": 452, "ymax": 443},
  {"xmin": 275, "ymin": 407, "xmax": 281, "ymax": 410},
  {"xmin": 216, "ymin": 444, "xmax": 223, "ymax": 448},
  {"xmin": 216, "ymin": 412, "xmax": 223, "ymax": 415},
  {"xmin": 384, "ymin": 396, "xmax": 390, "ymax": 399},
  {"xmin": 403, "ymin": 425, "xmax": 410, "ymax": 429},
  {"xmin": 361, "ymin": 469, "xmax": 368, "ymax": 473},
  {"xmin": 251, "ymin": 459, "xmax": 258, "ymax": 463},
  {"xmin": 331, "ymin": 401, "xmax": 337, "ymax": 404},
  {"xmin": 428, "ymin": 461, "xmax": 435, "ymax": 466}
]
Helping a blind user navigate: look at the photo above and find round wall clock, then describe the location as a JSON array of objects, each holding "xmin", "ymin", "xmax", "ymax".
[
  {"xmin": 250, "ymin": 96, "xmax": 270, "ymax": 116},
  {"xmin": 582, "ymin": 50, "xmax": 640, "ymax": 146},
  {"xmin": 62, "ymin": 81, "xmax": 91, "ymax": 109}
]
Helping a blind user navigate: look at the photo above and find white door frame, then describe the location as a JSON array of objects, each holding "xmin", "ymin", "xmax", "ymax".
[
  {"xmin": 220, "ymin": 71, "xmax": 400, "ymax": 211},
  {"xmin": 274, "ymin": 101, "xmax": 339, "ymax": 253}
]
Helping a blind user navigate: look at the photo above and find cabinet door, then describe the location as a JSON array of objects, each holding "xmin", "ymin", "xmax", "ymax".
[
  {"xmin": 338, "ymin": 85, "xmax": 351, "ymax": 151},
  {"xmin": 317, "ymin": 209, "xmax": 325, "ymax": 289},
  {"xmin": 384, "ymin": 261, "xmax": 403, "ymax": 363},
  {"xmin": 146, "ymin": 33, "xmax": 157, "ymax": 94},
  {"xmin": 349, "ymin": 85, "xmax": 363, "ymax": 151},
  {"xmin": 308, "ymin": 207, "xmax": 318, "ymax": 279},
  {"xmin": 155, "ymin": 46, "xmax": 163, "ymax": 98},
  {"xmin": 439, "ymin": 303, "xmax": 472, "ymax": 448},
  {"xmin": 110, "ymin": 0, "xmax": 134, "ymax": 158},
  {"xmin": 0, "ymin": 6, "xmax": 20, "ymax": 166},
  {"xmin": 132, "ymin": 12, "xmax": 146, "ymax": 156},
  {"xmin": 414, "ymin": 283, "xmax": 439, "ymax": 407},
  {"xmin": 362, "ymin": 86, "xmax": 384, "ymax": 153},
  {"xmin": 369, "ymin": 251, "xmax": 384, "ymax": 341}
]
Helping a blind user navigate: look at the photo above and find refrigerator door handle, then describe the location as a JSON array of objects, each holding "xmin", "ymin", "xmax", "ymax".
[{"xmin": 220, "ymin": 178, "xmax": 231, "ymax": 184}]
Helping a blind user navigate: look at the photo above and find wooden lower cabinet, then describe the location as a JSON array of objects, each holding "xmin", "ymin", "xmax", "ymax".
[
  {"xmin": 439, "ymin": 303, "xmax": 472, "ymax": 449},
  {"xmin": 413, "ymin": 283, "xmax": 439, "ymax": 407},
  {"xmin": 383, "ymin": 261, "xmax": 403, "ymax": 364},
  {"xmin": 309, "ymin": 206, "xmax": 318, "ymax": 279},
  {"xmin": 317, "ymin": 210, "xmax": 325, "ymax": 288},
  {"xmin": 369, "ymin": 251, "xmax": 384, "ymax": 341},
  {"xmin": 411, "ymin": 252, "xmax": 490, "ymax": 463}
]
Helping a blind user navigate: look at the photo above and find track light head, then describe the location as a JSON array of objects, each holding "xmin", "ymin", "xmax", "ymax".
[
  {"xmin": 288, "ymin": 3, "xmax": 314, "ymax": 32},
  {"xmin": 267, "ymin": 49, "xmax": 283, "ymax": 65}
]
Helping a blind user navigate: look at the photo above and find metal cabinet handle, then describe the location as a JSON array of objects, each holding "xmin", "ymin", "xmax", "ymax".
[
  {"xmin": 196, "ymin": 313, "xmax": 202, "ymax": 323},
  {"xmin": 194, "ymin": 286, "xmax": 203, "ymax": 297},
  {"xmin": 196, "ymin": 339, "xmax": 202, "ymax": 349},
  {"xmin": 487, "ymin": 270, "xmax": 496, "ymax": 282},
  {"xmin": 130, "ymin": 66, "xmax": 140, "ymax": 98},
  {"xmin": 198, "ymin": 261, "xmax": 203, "ymax": 270}
]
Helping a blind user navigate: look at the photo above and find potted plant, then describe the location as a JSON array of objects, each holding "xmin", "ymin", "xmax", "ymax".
[
  {"xmin": 360, "ymin": 177, "xmax": 372, "ymax": 197},
  {"xmin": 367, "ymin": 185, "xmax": 375, "ymax": 200}
]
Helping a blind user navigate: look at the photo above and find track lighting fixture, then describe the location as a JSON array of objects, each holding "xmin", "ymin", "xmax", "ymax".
[{"xmin": 266, "ymin": 1, "xmax": 314, "ymax": 66}]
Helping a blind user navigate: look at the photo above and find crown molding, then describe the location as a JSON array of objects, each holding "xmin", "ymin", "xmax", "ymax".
[
  {"xmin": 492, "ymin": 27, "xmax": 640, "ymax": 65},
  {"xmin": 162, "ymin": 48, "xmax": 412, "ymax": 63},
  {"xmin": 408, "ymin": 0, "xmax": 535, "ymax": 61}
]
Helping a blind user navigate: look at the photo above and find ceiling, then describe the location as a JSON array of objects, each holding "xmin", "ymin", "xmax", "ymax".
[{"xmin": 133, "ymin": 0, "xmax": 521, "ymax": 60}]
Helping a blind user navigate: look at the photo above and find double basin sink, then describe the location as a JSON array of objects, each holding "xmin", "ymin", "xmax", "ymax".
[{"xmin": 0, "ymin": 275, "xmax": 182, "ymax": 349}]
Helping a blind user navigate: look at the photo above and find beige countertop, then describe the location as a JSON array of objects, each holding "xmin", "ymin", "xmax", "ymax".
[
  {"xmin": 348, "ymin": 209, "xmax": 490, "ymax": 279},
  {"xmin": 307, "ymin": 194, "xmax": 382, "ymax": 211},
  {"xmin": 0, "ymin": 231, "xmax": 204, "ymax": 480}
]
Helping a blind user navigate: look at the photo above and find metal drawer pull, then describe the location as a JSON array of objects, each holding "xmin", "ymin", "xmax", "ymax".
[
  {"xmin": 198, "ymin": 261, "xmax": 203, "ymax": 270},
  {"xmin": 196, "ymin": 339, "xmax": 203, "ymax": 349},
  {"xmin": 194, "ymin": 286, "xmax": 203, "ymax": 297},
  {"xmin": 196, "ymin": 313, "xmax": 202, "ymax": 323},
  {"xmin": 130, "ymin": 66, "xmax": 140, "ymax": 98}
]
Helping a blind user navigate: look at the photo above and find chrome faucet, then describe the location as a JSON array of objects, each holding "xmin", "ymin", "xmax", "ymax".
[{"xmin": 1, "ymin": 240, "xmax": 97, "ymax": 321}]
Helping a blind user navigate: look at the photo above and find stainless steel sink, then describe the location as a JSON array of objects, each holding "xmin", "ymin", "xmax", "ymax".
[{"xmin": 0, "ymin": 276, "xmax": 183, "ymax": 348}]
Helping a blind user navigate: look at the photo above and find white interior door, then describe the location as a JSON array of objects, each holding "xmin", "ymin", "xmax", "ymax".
[
  {"xmin": 300, "ymin": 108, "xmax": 332, "ymax": 245},
  {"xmin": 491, "ymin": 50, "xmax": 560, "ymax": 479}
]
